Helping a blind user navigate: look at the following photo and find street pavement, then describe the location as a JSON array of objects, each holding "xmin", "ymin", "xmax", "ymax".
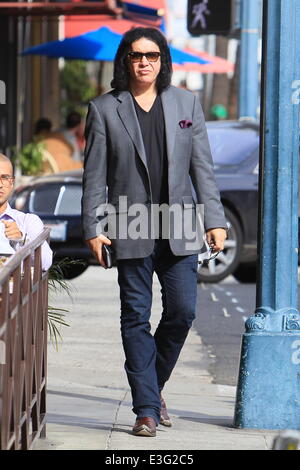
[
  {"xmin": 195, "ymin": 275, "xmax": 300, "ymax": 386},
  {"xmin": 34, "ymin": 266, "xmax": 277, "ymax": 451},
  {"xmin": 194, "ymin": 281, "xmax": 256, "ymax": 386}
]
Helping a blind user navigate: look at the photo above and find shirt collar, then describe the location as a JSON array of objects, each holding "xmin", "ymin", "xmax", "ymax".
[{"xmin": 0, "ymin": 203, "xmax": 16, "ymax": 221}]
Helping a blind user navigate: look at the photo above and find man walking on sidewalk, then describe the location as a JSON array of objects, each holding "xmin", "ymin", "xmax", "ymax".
[{"xmin": 82, "ymin": 27, "xmax": 227, "ymax": 437}]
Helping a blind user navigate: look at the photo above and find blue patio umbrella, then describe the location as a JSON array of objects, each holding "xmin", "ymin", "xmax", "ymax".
[
  {"xmin": 23, "ymin": 27, "xmax": 122, "ymax": 61},
  {"xmin": 22, "ymin": 26, "xmax": 210, "ymax": 65}
]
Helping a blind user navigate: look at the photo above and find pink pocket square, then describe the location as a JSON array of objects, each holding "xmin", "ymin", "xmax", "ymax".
[{"xmin": 179, "ymin": 120, "xmax": 193, "ymax": 129}]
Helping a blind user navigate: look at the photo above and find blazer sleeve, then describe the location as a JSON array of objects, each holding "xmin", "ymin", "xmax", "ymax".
[
  {"xmin": 81, "ymin": 101, "xmax": 108, "ymax": 240},
  {"xmin": 189, "ymin": 96, "xmax": 227, "ymax": 230}
]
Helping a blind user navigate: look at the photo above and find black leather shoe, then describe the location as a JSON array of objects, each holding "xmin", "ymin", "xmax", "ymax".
[
  {"xmin": 160, "ymin": 395, "xmax": 172, "ymax": 427},
  {"xmin": 132, "ymin": 417, "xmax": 157, "ymax": 437}
]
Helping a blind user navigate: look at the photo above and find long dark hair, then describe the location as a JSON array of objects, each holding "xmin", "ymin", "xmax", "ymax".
[{"xmin": 111, "ymin": 27, "xmax": 172, "ymax": 93}]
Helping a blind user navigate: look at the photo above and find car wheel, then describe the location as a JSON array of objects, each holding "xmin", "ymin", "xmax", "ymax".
[{"xmin": 197, "ymin": 208, "xmax": 243, "ymax": 283}]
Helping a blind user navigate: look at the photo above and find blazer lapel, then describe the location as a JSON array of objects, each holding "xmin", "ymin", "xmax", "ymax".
[
  {"xmin": 117, "ymin": 87, "xmax": 178, "ymax": 171},
  {"xmin": 161, "ymin": 86, "xmax": 178, "ymax": 164},
  {"xmin": 117, "ymin": 91, "xmax": 148, "ymax": 170}
]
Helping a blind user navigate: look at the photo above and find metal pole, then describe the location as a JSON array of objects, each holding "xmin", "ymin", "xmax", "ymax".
[
  {"xmin": 238, "ymin": 0, "xmax": 261, "ymax": 120},
  {"xmin": 15, "ymin": 16, "xmax": 24, "ymax": 185},
  {"xmin": 234, "ymin": 0, "xmax": 300, "ymax": 430}
]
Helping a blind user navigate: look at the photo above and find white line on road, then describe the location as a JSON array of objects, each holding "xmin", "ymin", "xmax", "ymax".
[
  {"xmin": 210, "ymin": 292, "xmax": 219, "ymax": 302},
  {"xmin": 223, "ymin": 308, "xmax": 231, "ymax": 318},
  {"xmin": 236, "ymin": 306, "xmax": 246, "ymax": 313}
]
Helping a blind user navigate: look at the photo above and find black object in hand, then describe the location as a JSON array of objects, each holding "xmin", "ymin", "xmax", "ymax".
[{"xmin": 102, "ymin": 244, "xmax": 113, "ymax": 269}]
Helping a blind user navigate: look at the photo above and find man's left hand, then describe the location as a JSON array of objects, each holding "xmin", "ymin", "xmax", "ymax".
[
  {"xmin": 1, "ymin": 220, "xmax": 23, "ymax": 240},
  {"xmin": 206, "ymin": 228, "xmax": 227, "ymax": 252}
]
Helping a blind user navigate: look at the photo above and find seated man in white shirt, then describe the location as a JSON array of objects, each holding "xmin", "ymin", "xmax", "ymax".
[{"xmin": 0, "ymin": 153, "xmax": 52, "ymax": 271}]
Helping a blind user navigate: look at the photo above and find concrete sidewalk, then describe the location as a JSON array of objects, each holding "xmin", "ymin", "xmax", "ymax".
[{"xmin": 34, "ymin": 266, "xmax": 276, "ymax": 451}]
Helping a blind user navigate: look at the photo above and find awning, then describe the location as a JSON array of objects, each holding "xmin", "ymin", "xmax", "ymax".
[
  {"xmin": 64, "ymin": 0, "xmax": 166, "ymax": 38},
  {"xmin": 64, "ymin": 15, "xmax": 156, "ymax": 38},
  {"xmin": 122, "ymin": 0, "xmax": 165, "ymax": 10},
  {"xmin": 0, "ymin": 1, "xmax": 120, "ymax": 16},
  {"xmin": 122, "ymin": 0, "xmax": 166, "ymax": 31},
  {"xmin": 122, "ymin": 0, "xmax": 166, "ymax": 18}
]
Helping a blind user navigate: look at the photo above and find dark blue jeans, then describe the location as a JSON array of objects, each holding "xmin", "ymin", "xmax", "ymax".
[{"xmin": 117, "ymin": 240, "xmax": 198, "ymax": 424}]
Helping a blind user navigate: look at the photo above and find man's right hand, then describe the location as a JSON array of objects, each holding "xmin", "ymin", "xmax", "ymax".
[{"xmin": 86, "ymin": 234, "xmax": 112, "ymax": 268}]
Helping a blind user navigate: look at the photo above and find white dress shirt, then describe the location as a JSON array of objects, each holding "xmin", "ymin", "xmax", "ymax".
[{"xmin": 0, "ymin": 203, "xmax": 53, "ymax": 271}]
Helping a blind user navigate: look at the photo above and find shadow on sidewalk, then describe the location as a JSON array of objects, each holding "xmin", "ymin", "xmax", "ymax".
[
  {"xmin": 47, "ymin": 388, "xmax": 131, "ymax": 407},
  {"xmin": 46, "ymin": 413, "xmax": 113, "ymax": 431},
  {"xmin": 179, "ymin": 415, "xmax": 234, "ymax": 428}
]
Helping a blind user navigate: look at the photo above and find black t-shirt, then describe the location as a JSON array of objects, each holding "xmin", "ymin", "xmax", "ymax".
[{"xmin": 133, "ymin": 94, "xmax": 169, "ymax": 205}]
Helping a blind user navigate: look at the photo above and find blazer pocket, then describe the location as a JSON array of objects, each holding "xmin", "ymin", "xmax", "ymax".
[{"xmin": 176, "ymin": 127, "xmax": 193, "ymax": 136}]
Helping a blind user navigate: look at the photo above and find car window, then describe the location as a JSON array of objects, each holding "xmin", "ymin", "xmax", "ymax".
[
  {"xmin": 207, "ymin": 128, "xmax": 259, "ymax": 166},
  {"xmin": 55, "ymin": 184, "xmax": 82, "ymax": 215},
  {"xmin": 29, "ymin": 184, "xmax": 61, "ymax": 214}
]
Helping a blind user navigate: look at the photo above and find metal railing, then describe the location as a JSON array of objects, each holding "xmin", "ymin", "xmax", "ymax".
[{"xmin": 0, "ymin": 228, "xmax": 50, "ymax": 450}]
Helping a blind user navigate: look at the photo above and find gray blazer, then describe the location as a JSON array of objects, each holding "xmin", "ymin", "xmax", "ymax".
[{"xmin": 81, "ymin": 85, "xmax": 226, "ymax": 259}]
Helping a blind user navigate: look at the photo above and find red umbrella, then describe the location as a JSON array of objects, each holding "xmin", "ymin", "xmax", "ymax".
[{"xmin": 173, "ymin": 47, "xmax": 234, "ymax": 74}]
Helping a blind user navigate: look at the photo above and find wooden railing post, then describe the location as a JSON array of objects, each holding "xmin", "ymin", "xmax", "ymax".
[{"xmin": 0, "ymin": 228, "xmax": 50, "ymax": 450}]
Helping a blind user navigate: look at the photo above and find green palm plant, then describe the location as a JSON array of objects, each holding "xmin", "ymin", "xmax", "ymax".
[{"xmin": 47, "ymin": 258, "xmax": 86, "ymax": 350}]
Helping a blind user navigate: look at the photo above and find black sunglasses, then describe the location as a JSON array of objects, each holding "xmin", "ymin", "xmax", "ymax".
[{"xmin": 127, "ymin": 51, "xmax": 161, "ymax": 63}]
